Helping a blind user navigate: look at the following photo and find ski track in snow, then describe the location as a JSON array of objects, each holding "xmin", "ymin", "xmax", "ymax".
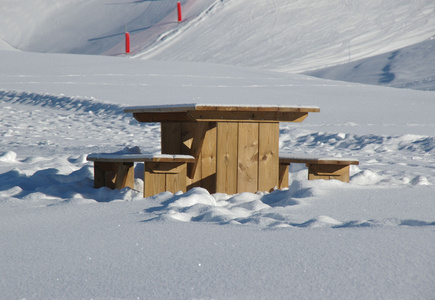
[
  {"xmin": 134, "ymin": 0, "xmax": 435, "ymax": 75},
  {"xmin": 1, "ymin": 90, "xmax": 434, "ymax": 229}
]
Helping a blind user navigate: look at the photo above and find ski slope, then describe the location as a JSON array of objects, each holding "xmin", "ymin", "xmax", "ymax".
[
  {"xmin": 1, "ymin": 0, "xmax": 434, "ymax": 86},
  {"xmin": 132, "ymin": 0, "xmax": 435, "ymax": 74}
]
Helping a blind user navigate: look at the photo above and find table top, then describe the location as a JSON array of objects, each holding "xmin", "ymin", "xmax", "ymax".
[
  {"xmin": 124, "ymin": 104, "xmax": 320, "ymax": 123},
  {"xmin": 124, "ymin": 103, "xmax": 320, "ymax": 113}
]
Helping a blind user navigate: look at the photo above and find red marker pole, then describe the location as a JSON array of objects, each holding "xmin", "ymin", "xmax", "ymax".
[
  {"xmin": 177, "ymin": 2, "xmax": 182, "ymax": 22},
  {"xmin": 125, "ymin": 32, "xmax": 130, "ymax": 54}
]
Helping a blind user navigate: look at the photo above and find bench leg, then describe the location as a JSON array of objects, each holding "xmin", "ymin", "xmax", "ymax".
[
  {"xmin": 278, "ymin": 163, "xmax": 289, "ymax": 189},
  {"xmin": 307, "ymin": 164, "xmax": 350, "ymax": 182},
  {"xmin": 94, "ymin": 161, "xmax": 134, "ymax": 189},
  {"xmin": 144, "ymin": 162, "xmax": 187, "ymax": 197}
]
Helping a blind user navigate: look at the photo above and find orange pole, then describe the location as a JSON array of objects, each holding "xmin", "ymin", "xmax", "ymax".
[
  {"xmin": 177, "ymin": 2, "xmax": 182, "ymax": 22},
  {"xmin": 125, "ymin": 32, "xmax": 130, "ymax": 54}
]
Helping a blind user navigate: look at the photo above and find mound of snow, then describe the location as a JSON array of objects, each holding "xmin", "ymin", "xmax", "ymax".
[{"xmin": 0, "ymin": 151, "xmax": 17, "ymax": 163}]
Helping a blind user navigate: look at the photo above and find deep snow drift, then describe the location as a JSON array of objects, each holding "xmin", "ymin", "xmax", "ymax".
[{"xmin": 1, "ymin": 0, "xmax": 435, "ymax": 299}]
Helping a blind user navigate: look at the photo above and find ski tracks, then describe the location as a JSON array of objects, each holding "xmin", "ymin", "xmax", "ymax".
[{"xmin": 134, "ymin": 0, "xmax": 225, "ymax": 60}]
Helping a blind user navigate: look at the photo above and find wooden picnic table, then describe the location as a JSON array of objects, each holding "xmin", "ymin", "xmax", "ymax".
[{"xmin": 124, "ymin": 104, "xmax": 319, "ymax": 194}]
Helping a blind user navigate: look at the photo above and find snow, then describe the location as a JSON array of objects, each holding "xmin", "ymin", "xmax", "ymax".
[
  {"xmin": 307, "ymin": 38, "xmax": 435, "ymax": 91},
  {"xmin": 87, "ymin": 151, "xmax": 195, "ymax": 161},
  {"xmin": 1, "ymin": 0, "xmax": 435, "ymax": 299},
  {"xmin": 279, "ymin": 154, "xmax": 359, "ymax": 164},
  {"xmin": 132, "ymin": 0, "xmax": 435, "ymax": 73}
]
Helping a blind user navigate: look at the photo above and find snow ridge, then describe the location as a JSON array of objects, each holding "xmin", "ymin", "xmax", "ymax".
[{"xmin": 0, "ymin": 89, "xmax": 125, "ymax": 115}]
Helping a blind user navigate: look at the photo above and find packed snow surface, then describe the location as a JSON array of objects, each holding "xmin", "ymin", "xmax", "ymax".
[{"xmin": 1, "ymin": 0, "xmax": 435, "ymax": 299}]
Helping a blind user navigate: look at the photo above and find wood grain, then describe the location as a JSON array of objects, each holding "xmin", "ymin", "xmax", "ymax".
[
  {"xmin": 258, "ymin": 123, "xmax": 279, "ymax": 192},
  {"xmin": 201, "ymin": 123, "xmax": 217, "ymax": 193},
  {"xmin": 237, "ymin": 122, "xmax": 258, "ymax": 193},
  {"xmin": 216, "ymin": 122, "xmax": 238, "ymax": 194}
]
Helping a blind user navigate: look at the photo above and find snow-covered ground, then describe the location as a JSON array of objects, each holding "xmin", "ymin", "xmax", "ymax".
[{"xmin": 1, "ymin": 1, "xmax": 435, "ymax": 299}]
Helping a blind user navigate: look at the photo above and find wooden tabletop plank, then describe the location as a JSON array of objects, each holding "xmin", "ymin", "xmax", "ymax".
[
  {"xmin": 125, "ymin": 104, "xmax": 320, "ymax": 114},
  {"xmin": 133, "ymin": 112, "xmax": 194, "ymax": 123},
  {"xmin": 132, "ymin": 111, "xmax": 311, "ymax": 123},
  {"xmin": 126, "ymin": 104, "xmax": 319, "ymax": 123},
  {"xmin": 188, "ymin": 110, "xmax": 309, "ymax": 122},
  {"xmin": 124, "ymin": 104, "xmax": 197, "ymax": 113}
]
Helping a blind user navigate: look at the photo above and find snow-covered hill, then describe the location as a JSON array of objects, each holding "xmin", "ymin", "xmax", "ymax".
[
  {"xmin": 307, "ymin": 37, "xmax": 435, "ymax": 90},
  {"xmin": 1, "ymin": 0, "xmax": 434, "ymax": 89},
  {"xmin": 132, "ymin": 0, "xmax": 435, "ymax": 73},
  {"xmin": 0, "ymin": 0, "xmax": 184, "ymax": 54}
]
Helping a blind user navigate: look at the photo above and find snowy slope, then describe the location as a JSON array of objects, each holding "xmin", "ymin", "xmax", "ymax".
[
  {"xmin": 1, "ymin": 0, "xmax": 434, "ymax": 76},
  {"xmin": 2, "ymin": 0, "xmax": 435, "ymax": 90},
  {"xmin": 307, "ymin": 37, "xmax": 435, "ymax": 91},
  {"xmin": 133, "ymin": 0, "xmax": 435, "ymax": 73},
  {"xmin": 0, "ymin": 0, "xmax": 190, "ymax": 54}
]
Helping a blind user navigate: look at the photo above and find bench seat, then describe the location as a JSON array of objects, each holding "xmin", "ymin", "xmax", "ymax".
[
  {"xmin": 87, "ymin": 153, "xmax": 195, "ymax": 197},
  {"xmin": 279, "ymin": 155, "xmax": 359, "ymax": 188}
]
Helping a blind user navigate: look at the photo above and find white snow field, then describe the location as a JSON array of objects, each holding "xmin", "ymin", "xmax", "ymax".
[{"xmin": 1, "ymin": 0, "xmax": 435, "ymax": 299}]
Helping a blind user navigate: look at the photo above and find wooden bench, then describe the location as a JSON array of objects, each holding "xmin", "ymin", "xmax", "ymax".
[
  {"xmin": 86, "ymin": 153, "xmax": 195, "ymax": 197},
  {"xmin": 279, "ymin": 155, "xmax": 359, "ymax": 188}
]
